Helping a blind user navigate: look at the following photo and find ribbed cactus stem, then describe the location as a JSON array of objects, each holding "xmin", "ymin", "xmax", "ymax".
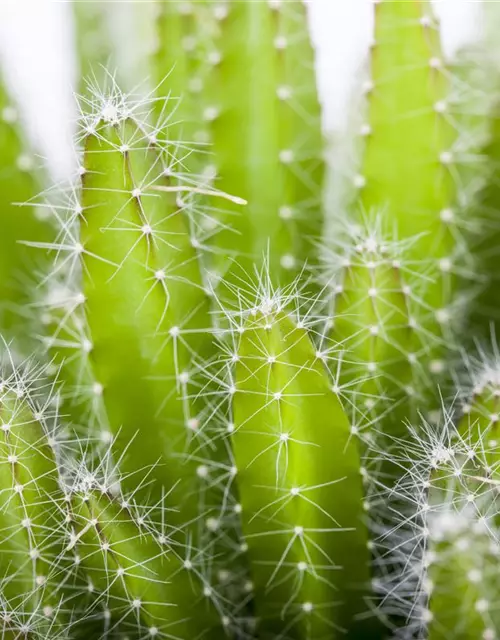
[
  {"xmin": 363, "ymin": 1, "xmax": 455, "ymax": 238},
  {"xmin": 359, "ymin": 0, "xmax": 459, "ymax": 379},
  {"xmin": 40, "ymin": 259, "xmax": 107, "ymax": 439},
  {"xmin": 80, "ymin": 116, "xmax": 212, "ymax": 514},
  {"xmin": 68, "ymin": 484, "xmax": 226, "ymax": 638},
  {"xmin": 43, "ymin": 90, "xmax": 217, "ymax": 531},
  {"xmin": 154, "ymin": 0, "xmax": 324, "ymax": 290},
  {"xmin": 327, "ymin": 221, "xmax": 421, "ymax": 442},
  {"xmin": 470, "ymin": 108, "xmax": 500, "ymax": 336},
  {"xmin": 229, "ymin": 299, "xmax": 371, "ymax": 638},
  {"xmin": 425, "ymin": 455, "xmax": 500, "ymax": 638},
  {"xmin": 73, "ymin": 0, "xmax": 112, "ymax": 90},
  {"xmin": 423, "ymin": 361, "xmax": 500, "ymax": 639},
  {"xmin": 458, "ymin": 360, "xmax": 500, "ymax": 461},
  {"xmin": 0, "ymin": 369, "xmax": 71, "ymax": 636},
  {"xmin": 152, "ymin": 1, "xmax": 211, "ymax": 140},
  {"xmin": 379, "ymin": 396, "xmax": 500, "ymax": 639}
]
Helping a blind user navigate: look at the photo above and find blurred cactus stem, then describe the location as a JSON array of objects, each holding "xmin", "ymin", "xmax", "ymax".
[
  {"xmin": 153, "ymin": 0, "xmax": 325, "ymax": 291},
  {"xmin": 358, "ymin": 0, "xmax": 460, "ymax": 380},
  {"xmin": 0, "ymin": 76, "xmax": 51, "ymax": 342}
]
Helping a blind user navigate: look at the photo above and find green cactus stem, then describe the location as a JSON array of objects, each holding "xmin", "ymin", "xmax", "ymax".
[
  {"xmin": 424, "ymin": 358, "xmax": 500, "ymax": 638},
  {"xmin": 457, "ymin": 357, "xmax": 500, "ymax": 466},
  {"xmin": 379, "ymin": 405, "xmax": 500, "ymax": 640},
  {"xmin": 326, "ymin": 220, "xmax": 424, "ymax": 444},
  {"xmin": 151, "ymin": 1, "xmax": 212, "ymax": 139},
  {"xmin": 425, "ymin": 473, "xmax": 500, "ymax": 640},
  {"xmin": 0, "ymin": 77, "xmax": 50, "ymax": 340},
  {"xmin": 40, "ymin": 90, "xmax": 220, "ymax": 534},
  {"xmin": 154, "ymin": 0, "xmax": 324, "ymax": 290},
  {"xmin": 73, "ymin": 0, "xmax": 112, "ymax": 90},
  {"xmin": 0, "ymin": 367, "xmax": 73, "ymax": 637},
  {"xmin": 469, "ymin": 106, "xmax": 500, "ymax": 337},
  {"xmin": 68, "ymin": 484, "xmax": 226, "ymax": 639},
  {"xmin": 424, "ymin": 434, "xmax": 500, "ymax": 640},
  {"xmin": 229, "ymin": 296, "xmax": 372, "ymax": 638},
  {"xmin": 357, "ymin": 0, "xmax": 460, "ymax": 380},
  {"xmin": 79, "ymin": 113, "xmax": 214, "ymax": 516}
]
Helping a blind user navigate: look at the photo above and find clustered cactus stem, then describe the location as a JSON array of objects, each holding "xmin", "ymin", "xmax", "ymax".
[
  {"xmin": 378, "ymin": 385, "xmax": 500, "ymax": 639},
  {"xmin": 153, "ymin": 0, "xmax": 324, "ymax": 290},
  {"xmin": 0, "ymin": 0, "xmax": 499, "ymax": 638},
  {"xmin": 324, "ymin": 0, "xmax": 482, "ymax": 460}
]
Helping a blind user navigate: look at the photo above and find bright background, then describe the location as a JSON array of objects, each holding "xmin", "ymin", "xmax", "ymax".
[{"xmin": 0, "ymin": 0, "xmax": 484, "ymax": 181}]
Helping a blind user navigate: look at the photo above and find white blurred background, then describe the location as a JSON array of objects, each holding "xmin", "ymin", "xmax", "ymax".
[{"xmin": 0, "ymin": 0, "xmax": 484, "ymax": 182}]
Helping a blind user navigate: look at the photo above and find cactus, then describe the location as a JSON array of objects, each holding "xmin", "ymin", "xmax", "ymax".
[
  {"xmin": 41, "ymin": 87, "xmax": 219, "ymax": 532},
  {"xmin": 468, "ymin": 103, "xmax": 500, "ymax": 338},
  {"xmin": 74, "ymin": 0, "xmax": 154, "ymax": 95},
  {"xmin": 324, "ymin": 219, "xmax": 423, "ymax": 444},
  {"xmin": 153, "ymin": 0, "xmax": 324, "ymax": 289},
  {"xmin": 0, "ymin": 354, "xmax": 226, "ymax": 639},
  {"xmin": 0, "ymin": 76, "xmax": 51, "ymax": 342},
  {"xmin": 73, "ymin": 0, "xmax": 112, "ymax": 90},
  {"xmin": 225, "ymin": 292, "xmax": 372, "ymax": 637},
  {"xmin": 377, "ymin": 367, "xmax": 500, "ymax": 639},
  {"xmin": 357, "ymin": 4, "xmax": 454, "ymax": 354},
  {"xmin": 68, "ymin": 478, "xmax": 225, "ymax": 638},
  {"xmin": 1, "ymin": 0, "xmax": 500, "ymax": 639},
  {"xmin": 0, "ymin": 359, "xmax": 76, "ymax": 638},
  {"xmin": 323, "ymin": 1, "xmax": 484, "ymax": 460}
]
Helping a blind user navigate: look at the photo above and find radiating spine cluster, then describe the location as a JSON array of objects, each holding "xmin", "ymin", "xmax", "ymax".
[{"xmin": 0, "ymin": 356, "xmax": 227, "ymax": 639}]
